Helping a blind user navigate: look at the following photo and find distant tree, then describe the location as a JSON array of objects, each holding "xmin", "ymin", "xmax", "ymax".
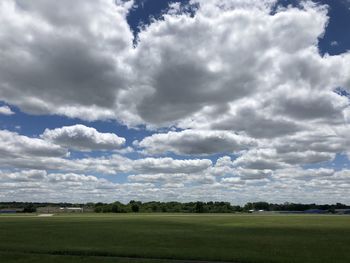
[
  {"xmin": 128, "ymin": 200, "xmax": 140, "ymax": 212},
  {"xmin": 111, "ymin": 204, "xmax": 119, "ymax": 213},
  {"xmin": 232, "ymin": 205, "xmax": 242, "ymax": 212},
  {"xmin": 94, "ymin": 206, "xmax": 102, "ymax": 213},
  {"xmin": 102, "ymin": 205, "xmax": 112, "ymax": 213},
  {"xmin": 151, "ymin": 204, "xmax": 158, "ymax": 212},
  {"xmin": 253, "ymin": 202, "xmax": 269, "ymax": 211},
  {"xmin": 23, "ymin": 204, "xmax": 36, "ymax": 213},
  {"xmin": 244, "ymin": 202, "xmax": 254, "ymax": 211},
  {"xmin": 131, "ymin": 204, "xmax": 139, "ymax": 212},
  {"xmin": 335, "ymin": 203, "xmax": 347, "ymax": 209},
  {"xmin": 2, "ymin": 200, "xmax": 349, "ymax": 214},
  {"xmin": 195, "ymin": 202, "xmax": 204, "ymax": 213}
]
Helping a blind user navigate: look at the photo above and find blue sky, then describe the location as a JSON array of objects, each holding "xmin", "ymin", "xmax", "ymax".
[{"xmin": 0, "ymin": 0, "xmax": 350, "ymax": 204}]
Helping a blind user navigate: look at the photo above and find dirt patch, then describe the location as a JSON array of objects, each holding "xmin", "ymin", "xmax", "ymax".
[{"xmin": 37, "ymin": 214, "xmax": 54, "ymax": 217}]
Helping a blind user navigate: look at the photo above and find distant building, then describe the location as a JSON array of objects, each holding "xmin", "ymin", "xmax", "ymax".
[
  {"xmin": 303, "ymin": 209, "xmax": 328, "ymax": 214},
  {"xmin": 61, "ymin": 207, "xmax": 83, "ymax": 212},
  {"xmin": 335, "ymin": 209, "xmax": 350, "ymax": 214},
  {"xmin": 0, "ymin": 208, "xmax": 23, "ymax": 214},
  {"xmin": 247, "ymin": 209, "xmax": 267, "ymax": 213},
  {"xmin": 37, "ymin": 206, "xmax": 92, "ymax": 213},
  {"xmin": 36, "ymin": 207, "xmax": 61, "ymax": 213}
]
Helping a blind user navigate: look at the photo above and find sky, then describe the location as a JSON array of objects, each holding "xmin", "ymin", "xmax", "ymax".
[{"xmin": 0, "ymin": 0, "xmax": 350, "ymax": 204}]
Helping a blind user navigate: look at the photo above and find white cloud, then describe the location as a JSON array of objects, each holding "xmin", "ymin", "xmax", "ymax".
[
  {"xmin": 1, "ymin": 166, "xmax": 350, "ymax": 204},
  {"xmin": 234, "ymin": 167, "xmax": 273, "ymax": 180},
  {"xmin": 0, "ymin": 105, "xmax": 14, "ymax": 115},
  {"xmin": 0, "ymin": 131, "xmax": 212, "ymax": 175},
  {"xmin": 128, "ymin": 171, "xmax": 216, "ymax": 186},
  {"xmin": 0, "ymin": 170, "xmax": 47, "ymax": 182},
  {"xmin": 0, "ymin": 129, "xmax": 68, "ymax": 159},
  {"xmin": 135, "ymin": 130, "xmax": 255, "ymax": 155},
  {"xmin": 233, "ymin": 148, "xmax": 289, "ymax": 170},
  {"xmin": 1, "ymin": 0, "xmax": 349, "ymax": 130},
  {"xmin": 274, "ymin": 167, "xmax": 335, "ymax": 180},
  {"xmin": 221, "ymin": 177, "xmax": 245, "ymax": 185},
  {"xmin": 126, "ymin": 0, "xmax": 348, "ymax": 129},
  {"xmin": 210, "ymin": 104, "xmax": 303, "ymax": 138},
  {"xmin": 42, "ymin": 124, "xmax": 126, "ymax": 151},
  {"xmin": 0, "ymin": 0, "xmax": 133, "ymax": 121},
  {"xmin": 128, "ymin": 173, "xmax": 187, "ymax": 184},
  {"xmin": 0, "ymin": 0, "xmax": 350, "ymax": 203},
  {"xmin": 132, "ymin": 157, "xmax": 212, "ymax": 174},
  {"xmin": 331, "ymin": 41, "xmax": 338, "ymax": 46},
  {"xmin": 47, "ymin": 172, "xmax": 99, "ymax": 183},
  {"xmin": 232, "ymin": 148, "xmax": 335, "ymax": 171}
]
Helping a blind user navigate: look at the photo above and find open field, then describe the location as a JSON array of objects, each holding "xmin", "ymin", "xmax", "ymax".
[{"xmin": 0, "ymin": 214, "xmax": 350, "ymax": 263}]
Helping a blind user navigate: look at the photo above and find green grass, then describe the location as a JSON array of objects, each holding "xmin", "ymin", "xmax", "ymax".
[
  {"xmin": 0, "ymin": 213, "xmax": 350, "ymax": 263},
  {"xmin": 0, "ymin": 251, "xmax": 170, "ymax": 263}
]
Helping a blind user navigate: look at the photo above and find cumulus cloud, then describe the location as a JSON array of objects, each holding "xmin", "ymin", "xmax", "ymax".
[
  {"xmin": 0, "ymin": 129, "xmax": 68, "ymax": 159},
  {"xmin": 271, "ymin": 90, "xmax": 348, "ymax": 122},
  {"xmin": 1, "ymin": 165, "xmax": 350, "ymax": 204},
  {"xmin": 42, "ymin": 124, "xmax": 126, "ymax": 151},
  {"xmin": 0, "ymin": 169, "xmax": 127, "ymax": 202},
  {"xmin": 232, "ymin": 148, "xmax": 335, "ymax": 171},
  {"xmin": 274, "ymin": 167, "xmax": 335, "ymax": 181},
  {"xmin": 128, "ymin": 171, "xmax": 216, "ymax": 186},
  {"xmin": 0, "ymin": 170, "xmax": 47, "ymax": 182},
  {"xmin": 233, "ymin": 149, "xmax": 289, "ymax": 170},
  {"xmin": 0, "ymin": 0, "xmax": 349, "ymax": 129},
  {"xmin": 127, "ymin": 0, "xmax": 349, "ymax": 130},
  {"xmin": 0, "ymin": 0, "xmax": 133, "ymax": 121},
  {"xmin": 135, "ymin": 130, "xmax": 255, "ymax": 155},
  {"xmin": 0, "ymin": 129, "xmax": 212, "ymax": 176},
  {"xmin": 1, "ymin": 0, "xmax": 350, "ymax": 203},
  {"xmin": 210, "ymin": 105, "xmax": 303, "ymax": 138},
  {"xmin": 221, "ymin": 177, "xmax": 245, "ymax": 185},
  {"xmin": 128, "ymin": 173, "xmax": 187, "ymax": 184},
  {"xmin": 132, "ymin": 157, "xmax": 212, "ymax": 174},
  {"xmin": 0, "ymin": 105, "xmax": 14, "ymax": 115},
  {"xmin": 234, "ymin": 167, "xmax": 273, "ymax": 180}
]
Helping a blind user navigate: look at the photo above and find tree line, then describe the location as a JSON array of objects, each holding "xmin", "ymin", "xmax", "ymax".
[{"xmin": 1, "ymin": 201, "xmax": 349, "ymax": 213}]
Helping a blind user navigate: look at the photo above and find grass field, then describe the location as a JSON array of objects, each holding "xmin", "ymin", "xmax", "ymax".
[{"xmin": 0, "ymin": 213, "xmax": 349, "ymax": 263}]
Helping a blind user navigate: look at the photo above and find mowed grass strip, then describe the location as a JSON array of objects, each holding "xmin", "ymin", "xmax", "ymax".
[
  {"xmin": 0, "ymin": 214, "xmax": 350, "ymax": 263},
  {"xmin": 0, "ymin": 251, "xmax": 175, "ymax": 263}
]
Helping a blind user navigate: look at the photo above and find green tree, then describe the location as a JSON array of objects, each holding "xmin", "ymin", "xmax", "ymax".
[
  {"xmin": 131, "ymin": 203, "xmax": 139, "ymax": 212},
  {"xmin": 23, "ymin": 204, "xmax": 36, "ymax": 213},
  {"xmin": 195, "ymin": 202, "xmax": 204, "ymax": 213},
  {"xmin": 111, "ymin": 204, "xmax": 119, "ymax": 213}
]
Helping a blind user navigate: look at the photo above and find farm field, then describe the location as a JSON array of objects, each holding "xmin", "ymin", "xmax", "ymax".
[{"xmin": 0, "ymin": 214, "xmax": 349, "ymax": 263}]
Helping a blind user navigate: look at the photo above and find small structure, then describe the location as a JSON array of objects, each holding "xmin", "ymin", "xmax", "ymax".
[
  {"xmin": 37, "ymin": 207, "xmax": 61, "ymax": 214},
  {"xmin": 335, "ymin": 209, "xmax": 350, "ymax": 215},
  {"xmin": 304, "ymin": 209, "xmax": 327, "ymax": 214},
  {"xmin": 60, "ymin": 207, "xmax": 83, "ymax": 213},
  {"xmin": 37, "ymin": 206, "xmax": 85, "ymax": 213},
  {"xmin": 0, "ymin": 208, "xmax": 23, "ymax": 214}
]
